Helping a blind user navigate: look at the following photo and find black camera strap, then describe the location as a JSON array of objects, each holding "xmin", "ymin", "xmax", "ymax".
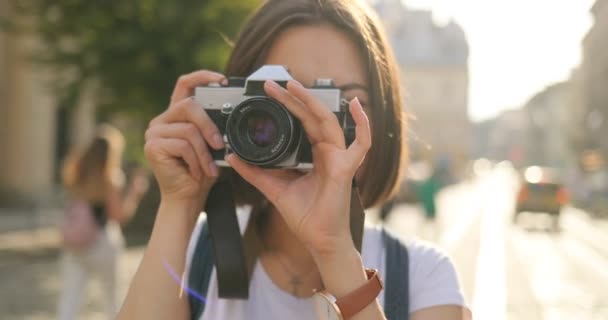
[
  {"xmin": 204, "ymin": 180, "xmax": 249, "ymax": 298},
  {"xmin": 206, "ymin": 180, "xmax": 365, "ymax": 299}
]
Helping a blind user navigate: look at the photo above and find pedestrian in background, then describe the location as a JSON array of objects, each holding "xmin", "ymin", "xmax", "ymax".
[
  {"xmin": 418, "ymin": 169, "xmax": 441, "ymax": 222},
  {"xmin": 58, "ymin": 124, "xmax": 149, "ymax": 320}
]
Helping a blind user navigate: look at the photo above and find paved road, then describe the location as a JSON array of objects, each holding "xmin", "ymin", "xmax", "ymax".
[
  {"xmin": 0, "ymin": 230, "xmax": 144, "ymax": 319},
  {"xmin": 2, "ymin": 166, "xmax": 607, "ymax": 319},
  {"xmin": 382, "ymin": 166, "xmax": 608, "ymax": 320}
]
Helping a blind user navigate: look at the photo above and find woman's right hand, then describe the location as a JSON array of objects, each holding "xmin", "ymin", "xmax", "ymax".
[{"xmin": 144, "ymin": 70, "xmax": 227, "ymax": 203}]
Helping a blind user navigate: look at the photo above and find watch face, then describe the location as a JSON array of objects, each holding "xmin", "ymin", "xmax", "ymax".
[{"xmin": 313, "ymin": 292, "xmax": 342, "ymax": 320}]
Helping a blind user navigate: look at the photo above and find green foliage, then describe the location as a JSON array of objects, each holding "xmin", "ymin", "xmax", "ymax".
[{"xmin": 6, "ymin": 0, "xmax": 261, "ymax": 120}]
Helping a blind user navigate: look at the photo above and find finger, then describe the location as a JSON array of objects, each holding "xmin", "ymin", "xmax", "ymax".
[
  {"xmin": 346, "ymin": 97, "xmax": 372, "ymax": 167},
  {"xmin": 150, "ymin": 97, "xmax": 224, "ymax": 150},
  {"xmin": 145, "ymin": 122, "xmax": 219, "ymax": 177},
  {"xmin": 264, "ymin": 80, "xmax": 342, "ymax": 145},
  {"xmin": 263, "ymin": 80, "xmax": 317, "ymax": 130},
  {"xmin": 286, "ymin": 80, "xmax": 344, "ymax": 145},
  {"xmin": 225, "ymin": 154, "xmax": 287, "ymax": 204},
  {"xmin": 146, "ymin": 138, "xmax": 202, "ymax": 181},
  {"xmin": 171, "ymin": 70, "xmax": 227, "ymax": 104},
  {"xmin": 286, "ymin": 80, "xmax": 341, "ymax": 127}
]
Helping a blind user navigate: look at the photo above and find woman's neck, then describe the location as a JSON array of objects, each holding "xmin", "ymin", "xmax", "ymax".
[{"xmin": 259, "ymin": 206, "xmax": 322, "ymax": 297}]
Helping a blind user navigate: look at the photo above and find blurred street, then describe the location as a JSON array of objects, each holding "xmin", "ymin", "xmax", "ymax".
[
  {"xmin": 376, "ymin": 164, "xmax": 608, "ymax": 320},
  {"xmin": 2, "ymin": 164, "xmax": 608, "ymax": 319},
  {"xmin": 0, "ymin": 227, "xmax": 144, "ymax": 319}
]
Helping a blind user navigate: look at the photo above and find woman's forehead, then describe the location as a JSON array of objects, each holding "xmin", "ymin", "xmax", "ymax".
[{"xmin": 264, "ymin": 24, "xmax": 368, "ymax": 92}]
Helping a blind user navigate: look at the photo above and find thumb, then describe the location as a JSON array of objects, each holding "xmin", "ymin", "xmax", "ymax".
[{"xmin": 225, "ymin": 154, "xmax": 287, "ymax": 203}]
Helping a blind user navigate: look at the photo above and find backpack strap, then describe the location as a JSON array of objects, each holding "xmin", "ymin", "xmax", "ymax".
[
  {"xmin": 382, "ymin": 228, "xmax": 410, "ymax": 320},
  {"xmin": 188, "ymin": 221, "xmax": 214, "ymax": 320}
]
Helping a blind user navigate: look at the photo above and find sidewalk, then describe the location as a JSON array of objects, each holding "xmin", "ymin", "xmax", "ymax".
[
  {"xmin": 0, "ymin": 207, "xmax": 63, "ymax": 265},
  {"xmin": 0, "ymin": 207, "xmax": 145, "ymax": 319},
  {"xmin": 0, "ymin": 207, "xmax": 63, "ymax": 232}
]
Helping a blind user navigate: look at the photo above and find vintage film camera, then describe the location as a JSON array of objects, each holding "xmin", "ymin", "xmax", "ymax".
[{"xmin": 194, "ymin": 65, "xmax": 355, "ymax": 169}]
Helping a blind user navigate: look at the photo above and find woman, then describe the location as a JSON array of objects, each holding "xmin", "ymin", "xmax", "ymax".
[
  {"xmin": 119, "ymin": 0, "xmax": 471, "ymax": 319},
  {"xmin": 59, "ymin": 124, "xmax": 149, "ymax": 320}
]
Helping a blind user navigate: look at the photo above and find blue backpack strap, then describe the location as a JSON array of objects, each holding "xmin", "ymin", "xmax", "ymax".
[
  {"xmin": 382, "ymin": 228, "xmax": 410, "ymax": 320},
  {"xmin": 188, "ymin": 221, "xmax": 214, "ymax": 320}
]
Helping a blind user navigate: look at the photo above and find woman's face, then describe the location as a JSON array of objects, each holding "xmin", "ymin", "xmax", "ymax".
[
  {"xmin": 263, "ymin": 23, "xmax": 370, "ymax": 179},
  {"xmin": 265, "ymin": 23, "xmax": 369, "ymax": 111}
]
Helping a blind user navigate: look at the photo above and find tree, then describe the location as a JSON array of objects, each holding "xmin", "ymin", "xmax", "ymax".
[
  {"xmin": 2, "ymin": 0, "xmax": 260, "ymax": 163},
  {"xmin": 4, "ymin": 0, "xmax": 260, "ymax": 118},
  {"xmin": 1, "ymin": 1, "xmax": 262, "ymax": 233}
]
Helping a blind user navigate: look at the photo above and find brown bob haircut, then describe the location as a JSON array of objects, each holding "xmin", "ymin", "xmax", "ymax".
[{"xmin": 223, "ymin": 0, "xmax": 407, "ymax": 209}]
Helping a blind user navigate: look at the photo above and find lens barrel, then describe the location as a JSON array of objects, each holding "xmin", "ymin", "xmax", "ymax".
[{"xmin": 226, "ymin": 97, "xmax": 299, "ymax": 166}]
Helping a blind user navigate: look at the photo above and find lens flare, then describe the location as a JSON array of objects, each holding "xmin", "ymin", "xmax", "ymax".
[{"xmin": 161, "ymin": 258, "xmax": 207, "ymax": 304}]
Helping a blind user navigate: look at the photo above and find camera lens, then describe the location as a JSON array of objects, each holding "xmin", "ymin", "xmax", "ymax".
[
  {"xmin": 226, "ymin": 97, "xmax": 300, "ymax": 166},
  {"xmin": 246, "ymin": 110, "xmax": 278, "ymax": 147}
]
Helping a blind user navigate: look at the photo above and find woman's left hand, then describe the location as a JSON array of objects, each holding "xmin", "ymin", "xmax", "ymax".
[{"xmin": 226, "ymin": 80, "xmax": 371, "ymax": 258}]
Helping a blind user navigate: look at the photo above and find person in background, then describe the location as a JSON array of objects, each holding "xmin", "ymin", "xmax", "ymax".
[
  {"xmin": 58, "ymin": 124, "xmax": 149, "ymax": 320},
  {"xmin": 418, "ymin": 168, "xmax": 441, "ymax": 223}
]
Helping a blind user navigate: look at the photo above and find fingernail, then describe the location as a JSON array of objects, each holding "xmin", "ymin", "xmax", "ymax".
[
  {"xmin": 209, "ymin": 162, "xmax": 219, "ymax": 177},
  {"xmin": 212, "ymin": 133, "xmax": 224, "ymax": 149},
  {"xmin": 266, "ymin": 80, "xmax": 281, "ymax": 90},
  {"xmin": 221, "ymin": 78, "xmax": 228, "ymax": 86},
  {"xmin": 350, "ymin": 97, "xmax": 359, "ymax": 109}
]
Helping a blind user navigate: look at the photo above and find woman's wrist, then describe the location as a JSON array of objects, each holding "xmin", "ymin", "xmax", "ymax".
[
  {"xmin": 158, "ymin": 197, "xmax": 205, "ymax": 224},
  {"xmin": 313, "ymin": 243, "xmax": 368, "ymax": 298}
]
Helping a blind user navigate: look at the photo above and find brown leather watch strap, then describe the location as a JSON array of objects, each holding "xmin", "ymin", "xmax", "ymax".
[{"xmin": 335, "ymin": 269, "xmax": 384, "ymax": 319}]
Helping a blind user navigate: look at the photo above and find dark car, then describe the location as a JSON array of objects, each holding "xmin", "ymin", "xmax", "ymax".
[{"xmin": 515, "ymin": 166, "xmax": 569, "ymax": 229}]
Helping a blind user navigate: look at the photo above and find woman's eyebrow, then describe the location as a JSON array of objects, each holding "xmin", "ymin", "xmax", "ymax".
[{"xmin": 337, "ymin": 83, "xmax": 368, "ymax": 92}]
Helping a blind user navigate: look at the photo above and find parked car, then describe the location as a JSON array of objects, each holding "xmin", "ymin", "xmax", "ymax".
[{"xmin": 515, "ymin": 166, "xmax": 569, "ymax": 229}]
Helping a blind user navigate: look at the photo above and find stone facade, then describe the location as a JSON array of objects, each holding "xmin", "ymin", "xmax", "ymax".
[
  {"xmin": 522, "ymin": 82, "xmax": 577, "ymax": 169},
  {"xmin": 374, "ymin": 0, "xmax": 470, "ymax": 169},
  {"xmin": 0, "ymin": 3, "xmax": 95, "ymax": 207},
  {"xmin": 473, "ymin": 109, "xmax": 529, "ymax": 166},
  {"xmin": 581, "ymin": 0, "xmax": 608, "ymax": 158}
]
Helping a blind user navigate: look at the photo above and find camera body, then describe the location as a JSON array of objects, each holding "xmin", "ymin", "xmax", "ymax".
[{"xmin": 195, "ymin": 65, "xmax": 355, "ymax": 169}]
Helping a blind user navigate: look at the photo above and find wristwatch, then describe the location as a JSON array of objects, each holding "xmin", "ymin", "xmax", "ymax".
[{"xmin": 313, "ymin": 269, "xmax": 384, "ymax": 320}]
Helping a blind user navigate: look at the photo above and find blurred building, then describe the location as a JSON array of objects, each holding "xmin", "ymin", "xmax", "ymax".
[
  {"xmin": 576, "ymin": 0, "xmax": 608, "ymax": 210},
  {"xmin": 568, "ymin": 67, "xmax": 587, "ymax": 154},
  {"xmin": 581, "ymin": 0, "xmax": 608, "ymax": 160},
  {"xmin": 474, "ymin": 81, "xmax": 578, "ymax": 170},
  {"xmin": 0, "ymin": 3, "xmax": 95, "ymax": 208},
  {"xmin": 522, "ymin": 82, "xmax": 577, "ymax": 169},
  {"xmin": 473, "ymin": 109, "xmax": 529, "ymax": 167},
  {"xmin": 374, "ymin": 0, "xmax": 470, "ymax": 172}
]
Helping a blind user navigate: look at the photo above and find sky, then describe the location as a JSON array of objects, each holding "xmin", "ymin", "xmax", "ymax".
[{"xmin": 403, "ymin": 0, "xmax": 596, "ymax": 122}]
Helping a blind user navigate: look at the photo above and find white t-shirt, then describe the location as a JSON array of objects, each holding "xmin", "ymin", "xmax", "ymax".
[{"xmin": 185, "ymin": 208, "xmax": 467, "ymax": 319}]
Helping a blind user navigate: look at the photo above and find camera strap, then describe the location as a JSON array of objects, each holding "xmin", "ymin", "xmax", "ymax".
[
  {"xmin": 204, "ymin": 180, "xmax": 249, "ymax": 298},
  {"xmin": 206, "ymin": 180, "xmax": 365, "ymax": 299}
]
